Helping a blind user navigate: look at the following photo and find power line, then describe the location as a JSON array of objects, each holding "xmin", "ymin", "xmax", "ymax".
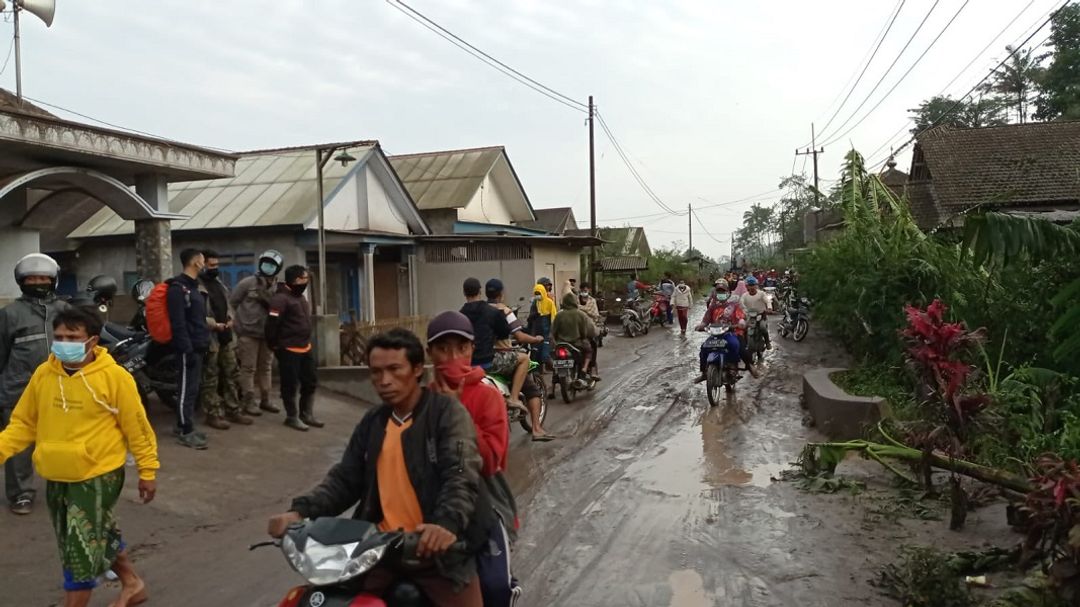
[
  {"xmin": 820, "ymin": 0, "xmax": 971, "ymax": 147},
  {"xmin": 594, "ymin": 111, "xmax": 680, "ymax": 215},
  {"xmin": 806, "ymin": 0, "xmax": 906, "ymax": 147},
  {"xmin": 695, "ymin": 187, "xmax": 784, "ymax": 211},
  {"xmin": 385, "ymin": 0, "xmax": 587, "ymax": 113},
  {"xmin": 816, "ymin": 0, "xmax": 942, "ymax": 144},
  {"xmin": 692, "ymin": 209, "xmax": 726, "ymax": 245},
  {"xmin": 0, "ymin": 35, "xmax": 12, "ymax": 76}
]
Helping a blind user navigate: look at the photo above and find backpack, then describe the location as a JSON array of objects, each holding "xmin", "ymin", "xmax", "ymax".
[{"xmin": 145, "ymin": 280, "xmax": 188, "ymax": 344}]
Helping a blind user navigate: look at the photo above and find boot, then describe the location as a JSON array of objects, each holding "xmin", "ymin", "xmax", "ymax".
[
  {"xmin": 242, "ymin": 393, "xmax": 262, "ymax": 417},
  {"xmin": 260, "ymin": 397, "xmax": 281, "ymax": 414},
  {"xmin": 205, "ymin": 415, "xmax": 231, "ymax": 430},
  {"xmin": 299, "ymin": 394, "xmax": 324, "ymax": 428},
  {"xmin": 284, "ymin": 417, "xmax": 309, "ymax": 432},
  {"xmin": 225, "ymin": 411, "xmax": 254, "ymax": 425}
]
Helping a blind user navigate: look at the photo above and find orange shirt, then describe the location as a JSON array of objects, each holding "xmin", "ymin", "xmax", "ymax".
[
  {"xmin": 286, "ymin": 343, "xmax": 313, "ymax": 354},
  {"xmin": 376, "ymin": 416, "xmax": 424, "ymax": 532}
]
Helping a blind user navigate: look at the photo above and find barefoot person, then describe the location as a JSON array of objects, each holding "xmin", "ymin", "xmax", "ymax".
[{"xmin": 0, "ymin": 308, "xmax": 159, "ymax": 607}]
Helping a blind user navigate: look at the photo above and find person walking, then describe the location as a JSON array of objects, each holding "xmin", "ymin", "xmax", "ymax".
[
  {"xmin": 199, "ymin": 250, "xmax": 252, "ymax": 430},
  {"xmin": 0, "ymin": 307, "xmax": 158, "ymax": 607},
  {"xmin": 265, "ymin": 265, "xmax": 321, "ymax": 432},
  {"xmin": 672, "ymin": 279, "xmax": 693, "ymax": 335},
  {"xmin": 230, "ymin": 250, "xmax": 284, "ymax": 418},
  {"xmin": 0, "ymin": 253, "xmax": 69, "ymax": 514},
  {"xmin": 169, "ymin": 248, "xmax": 212, "ymax": 449},
  {"xmin": 659, "ymin": 273, "xmax": 676, "ymax": 325}
]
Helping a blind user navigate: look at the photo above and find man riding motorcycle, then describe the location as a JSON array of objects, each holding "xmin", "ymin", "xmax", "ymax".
[
  {"xmin": 695, "ymin": 280, "xmax": 760, "ymax": 382},
  {"xmin": 551, "ymin": 293, "xmax": 598, "ymax": 382},
  {"xmin": 741, "ymin": 276, "xmax": 772, "ymax": 350}
]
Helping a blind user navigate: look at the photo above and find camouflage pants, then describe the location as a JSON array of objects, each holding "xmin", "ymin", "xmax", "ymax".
[{"xmin": 200, "ymin": 343, "xmax": 241, "ymax": 418}]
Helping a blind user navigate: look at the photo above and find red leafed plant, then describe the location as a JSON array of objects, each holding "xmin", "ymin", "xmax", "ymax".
[
  {"xmin": 1020, "ymin": 454, "xmax": 1080, "ymax": 599},
  {"xmin": 900, "ymin": 299, "xmax": 987, "ymax": 434}
]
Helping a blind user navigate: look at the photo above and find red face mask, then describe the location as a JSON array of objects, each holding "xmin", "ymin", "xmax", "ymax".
[{"xmin": 434, "ymin": 356, "xmax": 485, "ymax": 390}]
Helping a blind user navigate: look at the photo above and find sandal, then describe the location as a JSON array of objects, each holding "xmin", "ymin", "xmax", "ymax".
[
  {"xmin": 531, "ymin": 433, "xmax": 555, "ymax": 442},
  {"xmin": 11, "ymin": 495, "xmax": 32, "ymax": 515}
]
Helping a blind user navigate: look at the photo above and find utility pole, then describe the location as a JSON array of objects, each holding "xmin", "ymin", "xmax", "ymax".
[
  {"xmin": 796, "ymin": 123, "xmax": 825, "ymax": 206},
  {"xmin": 687, "ymin": 203, "xmax": 692, "ymax": 253},
  {"xmin": 588, "ymin": 95, "xmax": 597, "ymax": 287}
]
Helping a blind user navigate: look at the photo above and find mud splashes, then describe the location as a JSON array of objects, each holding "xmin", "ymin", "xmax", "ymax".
[{"xmin": 668, "ymin": 569, "xmax": 712, "ymax": 607}]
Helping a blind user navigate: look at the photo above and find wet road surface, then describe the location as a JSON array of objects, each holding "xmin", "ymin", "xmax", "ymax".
[{"xmin": 1, "ymin": 318, "xmax": 1012, "ymax": 606}]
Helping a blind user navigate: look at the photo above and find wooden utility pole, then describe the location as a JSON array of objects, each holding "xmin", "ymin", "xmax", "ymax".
[
  {"xmin": 796, "ymin": 123, "xmax": 825, "ymax": 206},
  {"xmin": 687, "ymin": 203, "xmax": 692, "ymax": 253},
  {"xmin": 588, "ymin": 95, "xmax": 597, "ymax": 287}
]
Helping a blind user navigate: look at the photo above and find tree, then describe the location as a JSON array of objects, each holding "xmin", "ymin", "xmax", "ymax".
[
  {"xmin": 908, "ymin": 95, "xmax": 1006, "ymax": 134},
  {"xmin": 1035, "ymin": 3, "xmax": 1080, "ymax": 121},
  {"xmin": 774, "ymin": 174, "xmax": 818, "ymax": 251},
  {"xmin": 986, "ymin": 45, "xmax": 1043, "ymax": 123}
]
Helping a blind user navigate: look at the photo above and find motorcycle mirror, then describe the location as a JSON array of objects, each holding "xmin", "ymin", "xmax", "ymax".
[{"xmin": 98, "ymin": 304, "xmax": 109, "ymax": 314}]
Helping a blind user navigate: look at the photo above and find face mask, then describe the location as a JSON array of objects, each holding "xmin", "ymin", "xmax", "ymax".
[
  {"xmin": 259, "ymin": 262, "xmax": 279, "ymax": 276},
  {"xmin": 435, "ymin": 356, "xmax": 483, "ymax": 390},
  {"xmin": 716, "ymin": 294, "xmax": 729, "ymax": 303},
  {"xmin": 52, "ymin": 339, "xmax": 90, "ymax": 364},
  {"xmin": 20, "ymin": 283, "xmax": 53, "ymax": 299},
  {"xmin": 202, "ymin": 268, "xmax": 220, "ymax": 280},
  {"xmin": 289, "ymin": 283, "xmax": 308, "ymax": 296}
]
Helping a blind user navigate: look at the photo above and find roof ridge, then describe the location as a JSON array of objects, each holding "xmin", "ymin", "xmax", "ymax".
[
  {"xmin": 388, "ymin": 145, "xmax": 505, "ymax": 159},
  {"xmin": 923, "ymin": 119, "xmax": 1080, "ymax": 138},
  {"xmin": 241, "ymin": 141, "xmax": 379, "ymax": 155}
]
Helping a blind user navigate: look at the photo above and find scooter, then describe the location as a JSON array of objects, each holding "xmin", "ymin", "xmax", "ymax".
[
  {"xmin": 550, "ymin": 341, "xmax": 596, "ymax": 404},
  {"xmin": 648, "ymin": 293, "xmax": 670, "ymax": 327},
  {"xmin": 616, "ymin": 297, "xmax": 648, "ymax": 337},
  {"xmin": 255, "ymin": 517, "xmax": 469, "ymax": 607},
  {"xmin": 701, "ymin": 323, "xmax": 742, "ymax": 406},
  {"xmin": 778, "ymin": 296, "xmax": 811, "ymax": 342}
]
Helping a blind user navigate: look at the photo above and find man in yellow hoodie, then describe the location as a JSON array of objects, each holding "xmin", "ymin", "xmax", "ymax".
[{"xmin": 0, "ymin": 307, "xmax": 159, "ymax": 607}]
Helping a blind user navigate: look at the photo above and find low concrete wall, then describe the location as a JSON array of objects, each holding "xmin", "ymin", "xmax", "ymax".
[
  {"xmin": 317, "ymin": 365, "xmax": 435, "ymax": 406},
  {"xmin": 802, "ymin": 368, "xmax": 892, "ymax": 440}
]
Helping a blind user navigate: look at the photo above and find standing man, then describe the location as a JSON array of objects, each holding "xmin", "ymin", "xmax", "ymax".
[
  {"xmin": 0, "ymin": 307, "xmax": 158, "ymax": 607},
  {"xmin": 266, "ymin": 265, "xmax": 320, "ymax": 432},
  {"xmin": 230, "ymin": 249, "xmax": 284, "ymax": 418},
  {"xmin": 659, "ymin": 273, "xmax": 676, "ymax": 325},
  {"xmin": 0, "ymin": 253, "xmax": 68, "ymax": 514},
  {"xmin": 199, "ymin": 250, "xmax": 252, "ymax": 430},
  {"xmin": 169, "ymin": 249, "xmax": 212, "ymax": 449},
  {"xmin": 267, "ymin": 328, "xmax": 486, "ymax": 606},
  {"xmin": 672, "ymin": 279, "xmax": 693, "ymax": 335}
]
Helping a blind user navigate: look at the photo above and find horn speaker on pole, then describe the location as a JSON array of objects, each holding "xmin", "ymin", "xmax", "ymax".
[{"xmin": 18, "ymin": 0, "xmax": 54, "ymax": 27}]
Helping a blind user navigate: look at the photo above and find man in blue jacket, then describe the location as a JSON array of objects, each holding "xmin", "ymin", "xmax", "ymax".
[{"xmin": 168, "ymin": 249, "xmax": 212, "ymax": 449}]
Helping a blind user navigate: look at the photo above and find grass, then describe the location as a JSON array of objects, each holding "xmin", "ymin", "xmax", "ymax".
[{"xmin": 831, "ymin": 363, "xmax": 920, "ymax": 421}]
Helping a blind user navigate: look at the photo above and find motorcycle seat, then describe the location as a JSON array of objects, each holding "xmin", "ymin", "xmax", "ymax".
[{"xmin": 101, "ymin": 322, "xmax": 138, "ymax": 344}]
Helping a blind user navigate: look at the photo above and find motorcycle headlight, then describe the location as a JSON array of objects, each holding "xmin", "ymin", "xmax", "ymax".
[
  {"xmin": 282, "ymin": 536, "xmax": 387, "ymax": 586},
  {"xmin": 708, "ymin": 326, "xmax": 725, "ymax": 336}
]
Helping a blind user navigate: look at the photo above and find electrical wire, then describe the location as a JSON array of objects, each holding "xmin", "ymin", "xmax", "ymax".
[
  {"xmin": 815, "ymin": 0, "xmax": 942, "ymax": 144},
  {"xmin": 386, "ymin": 0, "xmax": 587, "ymax": 114},
  {"xmin": 692, "ymin": 209, "xmax": 726, "ymax": 245},
  {"xmin": 595, "ymin": 111, "xmax": 681, "ymax": 215},
  {"xmin": 805, "ymin": 0, "xmax": 906, "ymax": 147},
  {"xmin": 0, "ymin": 36, "xmax": 13, "ymax": 76},
  {"xmin": 821, "ymin": 0, "xmax": 971, "ymax": 148}
]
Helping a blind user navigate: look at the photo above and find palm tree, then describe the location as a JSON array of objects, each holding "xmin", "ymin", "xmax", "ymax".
[{"xmin": 987, "ymin": 45, "xmax": 1043, "ymax": 123}]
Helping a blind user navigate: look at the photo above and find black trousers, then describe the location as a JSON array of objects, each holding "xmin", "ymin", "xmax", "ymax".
[
  {"xmin": 275, "ymin": 349, "xmax": 317, "ymax": 417},
  {"xmin": 176, "ymin": 351, "xmax": 204, "ymax": 434}
]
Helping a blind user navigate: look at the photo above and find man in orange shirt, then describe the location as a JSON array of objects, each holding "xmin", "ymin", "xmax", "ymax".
[
  {"xmin": 265, "ymin": 265, "xmax": 321, "ymax": 432},
  {"xmin": 267, "ymin": 328, "xmax": 486, "ymax": 607}
]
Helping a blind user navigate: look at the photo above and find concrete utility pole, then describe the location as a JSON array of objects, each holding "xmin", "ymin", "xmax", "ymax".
[
  {"xmin": 687, "ymin": 203, "xmax": 692, "ymax": 253},
  {"xmin": 588, "ymin": 95, "xmax": 597, "ymax": 287},
  {"xmin": 796, "ymin": 123, "xmax": 824, "ymax": 206}
]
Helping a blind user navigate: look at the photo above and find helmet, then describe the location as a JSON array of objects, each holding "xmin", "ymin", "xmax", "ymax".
[
  {"xmin": 14, "ymin": 253, "xmax": 58, "ymax": 285},
  {"xmin": 715, "ymin": 279, "xmax": 729, "ymax": 291},
  {"xmin": 746, "ymin": 276, "xmax": 758, "ymax": 286},
  {"xmin": 131, "ymin": 278, "xmax": 155, "ymax": 302},
  {"xmin": 87, "ymin": 275, "xmax": 118, "ymax": 303},
  {"xmin": 257, "ymin": 249, "xmax": 284, "ymax": 276},
  {"xmin": 538, "ymin": 276, "xmax": 553, "ymax": 288}
]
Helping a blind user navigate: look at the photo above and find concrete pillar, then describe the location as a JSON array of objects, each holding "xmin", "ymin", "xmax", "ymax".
[
  {"xmin": 0, "ymin": 189, "xmax": 40, "ymax": 301},
  {"xmin": 362, "ymin": 244, "xmax": 376, "ymax": 322},
  {"xmin": 134, "ymin": 174, "xmax": 172, "ymax": 282},
  {"xmin": 313, "ymin": 314, "xmax": 341, "ymax": 367},
  {"xmin": 405, "ymin": 245, "xmax": 418, "ymax": 317}
]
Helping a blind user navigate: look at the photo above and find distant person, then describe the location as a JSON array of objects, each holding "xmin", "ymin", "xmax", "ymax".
[
  {"xmin": 199, "ymin": 250, "xmax": 252, "ymax": 430},
  {"xmin": 578, "ymin": 282, "xmax": 603, "ymax": 378},
  {"xmin": 484, "ymin": 279, "xmax": 550, "ymax": 441},
  {"xmin": 626, "ymin": 274, "xmax": 650, "ymax": 300},
  {"xmin": 266, "ymin": 265, "xmax": 321, "ymax": 432},
  {"xmin": 552, "ymin": 293, "xmax": 598, "ymax": 381},
  {"xmin": 659, "ymin": 273, "xmax": 676, "ymax": 324},
  {"xmin": 169, "ymin": 248, "xmax": 212, "ymax": 449},
  {"xmin": 458, "ymin": 278, "xmax": 510, "ymax": 370},
  {"xmin": 230, "ymin": 249, "xmax": 284, "ymax": 417},
  {"xmin": 0, "ymin": 253, "xmax": 69, "ymax": 514},
  {"xmin": 0, "ymin": 307, "xmax": 159, "ymax": 607},
  {"xmin": 527, "ymin": 278, "xmax": 557, "ymax": 368},
  {"xmin": 672, "ymin": 279, "xmax": 693, "ymax": 335}
]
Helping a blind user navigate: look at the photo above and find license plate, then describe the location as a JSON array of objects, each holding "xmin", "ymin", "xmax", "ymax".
[{"xmin": 552, "ymin": 359, "xmax": 575, "ymax": 368}]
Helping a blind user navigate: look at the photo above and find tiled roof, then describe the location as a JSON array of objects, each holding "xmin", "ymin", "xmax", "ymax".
[
  {"xmin": 907, "ymin": 122, "xmax": 1080, "ymax": 229},
  {"xmin": 599, "ymin": 256, "xmax": 648, "ymax": 272},
  {"xmin": 517, "ymin": 207, "xmax": 576, "ymax": 234}
]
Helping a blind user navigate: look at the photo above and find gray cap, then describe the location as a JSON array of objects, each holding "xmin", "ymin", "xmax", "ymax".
[{"xmin": 426, "ymin": 311, "xmax": 475, "ymax": 344}]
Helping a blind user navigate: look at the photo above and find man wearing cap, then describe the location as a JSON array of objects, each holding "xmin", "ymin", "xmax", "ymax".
[{"xmin": 485, "ymin": 279, "xmax": 552, "ymax": 442}]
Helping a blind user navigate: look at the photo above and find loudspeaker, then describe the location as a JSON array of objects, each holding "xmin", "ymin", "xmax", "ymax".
[{"xmin": 17, "ymin": 0, "xmax": 55, "ymax": 27}]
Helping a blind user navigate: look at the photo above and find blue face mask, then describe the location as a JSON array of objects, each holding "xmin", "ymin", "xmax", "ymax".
[
  {"xmin": 259, "ymin": 262, "xmax": 279, "ymax": 276},
  {"xmin": 51, "ymin": 340, "xmax": 90, "ymax": 364}
]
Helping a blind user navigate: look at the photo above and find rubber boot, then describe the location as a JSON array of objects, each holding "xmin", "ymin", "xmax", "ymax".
[
  {"xmin": 282, "ymin": 396, "xmax": 308, "ymax": 431},
  {"xmin": 242, "ymin": 392, "xmax": 263, "ymax": 417},
  {"xmin": 260, "ymin": 397, "xmax": 282, "ymax": 414},
  {"xmin": 299, "ymin": 394, "xmax": 324, "ymax": 428}
]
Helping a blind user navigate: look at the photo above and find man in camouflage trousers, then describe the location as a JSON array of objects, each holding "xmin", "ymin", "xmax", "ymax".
[{"xmin": 199, "ymin": 250, "xmax": 252, "ymax": 430}]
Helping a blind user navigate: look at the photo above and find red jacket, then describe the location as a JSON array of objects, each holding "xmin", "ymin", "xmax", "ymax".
[{"xmin": 458, "ymin": 379, "xmax": 509, "ymax": 477}]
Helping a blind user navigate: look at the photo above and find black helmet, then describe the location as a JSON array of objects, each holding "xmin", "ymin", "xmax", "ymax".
[
  {"xmin": 537, "ymin": 276, "xmax": 553, "ymax": 288},
  {"xmin": 14, "ymin": 253, "xmax": 58, "ymax": 285},
  {"xmin": 257, "ymin": 249, "xmax": 284, "ymax": 277},
  {"xmin": 87, "ymin": 275, "xmax": 118, "ymax": 305},
  {"xmin": 131, "ymin": 278, "xmax": 155, "ymax": 302}
]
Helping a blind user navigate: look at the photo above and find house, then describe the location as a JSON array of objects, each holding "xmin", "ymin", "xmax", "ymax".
[
  {"xmin": 880, "ymin": 157, "xmax": 909, "ymax": 199},
  {"xmin": 568, "ymin": 225, "xmax": 652, "ymax": 274},
  {"xmin": 390, "ymin": 147, "xmax": 597, "ymax": 314},
  {"xmin": 516, "ymin": 206, "xmax": 578, "ymax": 234},
  {"xmin": 56, "ymin": 142, "xmax": 428, "ymax": 325},
  {"xmin": 906, "ymin": 122, "xmax": 1080, "ymax": 230}
]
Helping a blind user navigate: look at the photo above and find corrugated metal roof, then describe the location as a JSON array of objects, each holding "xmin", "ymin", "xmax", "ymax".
[
  {"xmin": 599, "ymin": 256, "xmax": 648, "ymax": 272},
  {"xmin": 388, "ymin": 147, "xmax": 502, "ymax": 210},
  {"xmin": 69, "ymin": 146, "xmax": 375, "ymax": 238}
]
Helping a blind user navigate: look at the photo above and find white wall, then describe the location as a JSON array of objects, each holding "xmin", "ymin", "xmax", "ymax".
[
  {"xmin": 322, "ymin": 170, "xmax": 362, "ymax": 231},
  {"xmin": 0, "ymin": 191, "xmax": 41, "ymax": 301},
  {"xmin": 458, "ymin": 174, "xmax": 514, "ymax": 225},
  {"xmin": 313, "ymin": 164, "xmax": 411, "ymax": 235},
  {"xmin": 414, "ymin": 257, "xmax": 535, "ymax": 318},
  {"xmin": 365, "ymin": 165, "xmax": 410, "ymax": 234},
  {"xmin": 533, "ymin": 244, "xmax": 584, "ymax": 303}
]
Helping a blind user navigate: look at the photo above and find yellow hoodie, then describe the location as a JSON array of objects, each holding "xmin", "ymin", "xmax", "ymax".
[{"xmin": 0, "ymin": 347, "xmax": 159, "ymax": 482}]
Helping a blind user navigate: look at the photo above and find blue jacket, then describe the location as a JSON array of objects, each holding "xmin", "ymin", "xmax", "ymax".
[{"xmin": 166, "ymin": 273, "xmax": 210, "ymax": 354}]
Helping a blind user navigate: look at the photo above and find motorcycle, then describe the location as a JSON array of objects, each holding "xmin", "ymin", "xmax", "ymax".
[
  {"xmin": 701, "ymin": 324, "xmax": 742, "ymax": 406},
  {"xmin": 648, "ymin": 293, "xmax": 670, "ymax": 327},
  {"xmin": 255, "ymin": 517, "xmax": 469, "ymax": 607},
  {"xmin": 778, "ymin": 296, "xmax": 811, "ymax": 342},
  {"xmin": 615, "ymin": 297, "xmax": 648, "ymax": 337},
  {"xmin": 482, "ymin": 347, "xmax": 548, "ymax": 434},
  {"xmin": 550, "ymin": 341, "xmax": 596, "ymax": 404},
  {"xmin": 745, "ymin": 313, "xmax": 768, "ymax": 364}
]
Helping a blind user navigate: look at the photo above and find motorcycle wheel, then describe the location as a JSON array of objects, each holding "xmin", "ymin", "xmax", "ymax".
[
  {"xmin": 624, "ymin": 323, "xmax": 635, "ymax": 338},
  {"xmin": 706, "ymin": 365, "xmax": 722, "ymax": 407},
  {"xmin": 559, "ymin": 374, "xmax": 575, "ymax": 404},
  {"xmin": 156, "ymin": 389, "xmax": 178, "ymax": 410},
  {"xmin": 518, "ymin": 375, "xmax": 547, "ymax": 433},
  {"xmin": 642, "ymin": 322, "xmax": 650, "ymax": 335},
  {"xmin": 793, "ymin": 319, "xmax": 809, "ymax": 342}
]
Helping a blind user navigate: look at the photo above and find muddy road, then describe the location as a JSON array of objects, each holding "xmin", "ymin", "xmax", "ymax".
[{"xmin": 1, "ymin": 318, "xmax": 1012, "ymax": 606}]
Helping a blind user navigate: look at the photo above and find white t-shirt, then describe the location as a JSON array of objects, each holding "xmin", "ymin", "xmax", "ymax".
[{"xmin": 742, "ymin": 289, "xmax": 770, "ymax": 315}]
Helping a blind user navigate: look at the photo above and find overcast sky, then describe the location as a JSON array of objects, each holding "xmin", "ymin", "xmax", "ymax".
[{"xmin": 5, "ymin": 0, "xmax": 1061, "ymax": 260}]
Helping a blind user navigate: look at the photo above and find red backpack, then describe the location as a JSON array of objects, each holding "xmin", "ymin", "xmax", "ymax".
[{"xmin": 145, "ymin": 281, "xmax": 181, "ymax": 344}]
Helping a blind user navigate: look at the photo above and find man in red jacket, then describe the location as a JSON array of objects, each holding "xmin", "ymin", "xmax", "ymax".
[{"xmin": 426, "ymin": 311, "xmax": 519, "ymax": 607}]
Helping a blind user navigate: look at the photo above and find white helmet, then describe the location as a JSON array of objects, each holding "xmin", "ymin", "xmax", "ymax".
[
  {"xmin": 257, "ymin": 249, "xmax": 284, "ymax": 276},
  {"xmin": 14, "ymin": 253, "xmax": 59, "ymax": 285}
]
